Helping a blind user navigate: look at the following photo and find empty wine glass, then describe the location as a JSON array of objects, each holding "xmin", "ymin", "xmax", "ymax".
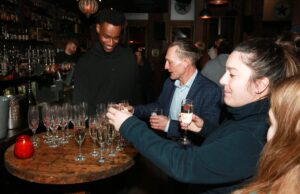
[
  {"xmin": 107, "ymin": 124, "xmax": 116, "ymax": 157},
  {"xmin": 96, "ymin": 103, "xmax": 106, "ymax": 117},
  {"xmin": 49, "ymin": 105, "xmax": 60, "ymax": 148},
  {"xmin": 74, "ymin": 128, "xmax": 86, "ymax": 161},
  {"xmin": 180, "ymin": 99, "xmax": 193, "ymax": 145},
  {"xmin": 73, "ymin": 104, "xmax": 86, "ymax": 130},
  {"xmin": 60, "ymin": 104, "xmax": 69, "ymax": 144},
  {"xmin": 80, "ymin": 101, "xmax": 88, "ymax": 128},
  {"xmin": 96, "ymin": 127, "xmax": 107, "ymax": 163},
  {"xmin": 89, "ymin": 115, "xmax": 99, "ymax": 157},
  {"xmin": 41, "ymin": 103, "xmax": 52, "ymax": 144},
  {"xmin": 28, "ymin": 105, "xmax": 40, "ymax": 147}
]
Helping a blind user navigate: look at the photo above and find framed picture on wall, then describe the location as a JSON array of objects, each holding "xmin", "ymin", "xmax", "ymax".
[{"xmin": 170, "ymin": 21, "xmax": 193, "ymax": 42}]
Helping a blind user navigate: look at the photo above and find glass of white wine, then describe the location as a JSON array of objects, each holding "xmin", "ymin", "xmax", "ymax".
[
  {"xmin": 74, "ymin": 128, "xmax": 86, "ymax": 161},
  {"xmin": 180, "ymin": 99, "xmax": 193, "ymax": 145}
]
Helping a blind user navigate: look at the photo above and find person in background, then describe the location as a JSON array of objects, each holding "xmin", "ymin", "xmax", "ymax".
[
  {"xmin": 207, "ymin": 35, "xmax": 224, "ymax": 60},
  {"xmin": 55, "ymin": 38, "xmax": 80, "ymax": 86},
  {"xmin": 55, "ymin": 38, "xmax": 80, "ymax": 64},
  {"xmin": 194, "ymin": 41, "xmax": 210, "ymax": 70},
  {"xmin": 201, "ymin": 39, "xmax": 233, "ymax": 88},
  {"xmin": 132, "ymin": 40, "xmax": 222, "ymax": 142},
  {"xmin": 134, "ymin": 47, "xmax": 155, "ymax": 103},
  {"xmin": 106, "ymin": 37, "xmax": 299, "ymax": 194},
  {"xmin": 233, "ymin": 75, "xmax": 300, "ymax": 194},
  {"xmin": 73, "ymin": 8, "xmax": 141, "ymax": 114}
]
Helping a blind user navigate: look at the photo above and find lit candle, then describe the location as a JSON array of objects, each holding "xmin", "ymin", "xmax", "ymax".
[{"xmin": 14, "ymin": 135, "xmax": 34, "ymax": 159}]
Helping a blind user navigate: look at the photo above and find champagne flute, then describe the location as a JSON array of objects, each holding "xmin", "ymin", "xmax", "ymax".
[
  {"xmin": 107, "ymin": 124, "xmax": 116, "ymax": 157},
  {"xmin": 89, "ymin": 115, "xmax": 99, "ymax": 157},
  {"xmin": 96, "ymin": 103, "xmax": 106, "ymax": 117},
  {"xmin": 74, "ymin": 128, "xmax": 86, "ymax": 161},
  {"xmin": 41, "ymin": 103, "xmax": 52, "ymax": 144},
  {"xmin": 96, "ymin": 127, "xmax": 107, "ymax": 163},
  {"xmin": 28, "ymin": 105, "xmax": 40, "ymax": 147},
  {"xmin": 60, "ymin": 104, "xmax": 69, "ymax": 144},
  {"xmin": 180, "ymin": 99, "xmax": 193, "ymax": 145},
  {"xmin": 49, "ymin": 105, "xmax": 60, "ymax": 148},
  {"xmin": 80, "ymin": 101, "xmax": 88, "ymax": 128}
]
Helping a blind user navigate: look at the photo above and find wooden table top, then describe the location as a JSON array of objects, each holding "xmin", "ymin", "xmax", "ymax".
[{"xmin": 4, "ymin": 131, "xmax": 137, "ymax": 185}]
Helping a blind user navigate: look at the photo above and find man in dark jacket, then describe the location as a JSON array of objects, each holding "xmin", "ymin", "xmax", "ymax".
[
  {"xmin": 133, "ymin": 40, "xmax": 222, "ymax": 142},
  {"xmin": 73, "ymin": 9, "xmax": 141, "ymax": 114}
]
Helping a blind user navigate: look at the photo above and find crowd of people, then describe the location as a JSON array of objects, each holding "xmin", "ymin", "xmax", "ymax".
[{"xmin": 68, "ymin": 8, "xmax": 300, "ymax": 194}]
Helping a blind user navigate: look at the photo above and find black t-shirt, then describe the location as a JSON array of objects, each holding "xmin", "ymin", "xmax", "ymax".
[{"xmin": 55, "ymin": 52, "xmax": 79, "ymax": 64}]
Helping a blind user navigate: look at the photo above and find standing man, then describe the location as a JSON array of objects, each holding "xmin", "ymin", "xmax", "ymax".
[
  {"xmin": 133, "ymin": 40, "xmax": 222, "ymax": 140},
  {"xmin": 73, "ymin": 9, "xmax": 141, "ymax": 114}
]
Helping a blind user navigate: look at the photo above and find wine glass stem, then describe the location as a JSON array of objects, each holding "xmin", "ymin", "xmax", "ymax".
[
  {"xmin": 93, "ymin": 142, "xmax": 96, "ymax": 151},
  {"xmin": 79, "ymin": 144, "xmax": 82, "ymax": 157},
  {"xmin": 32, "ymin": 132, "xmax": 36, "ymax": 141},
  {"xmin": 183, "ymin": 129, "xmax": 188, "ymax": 141}
]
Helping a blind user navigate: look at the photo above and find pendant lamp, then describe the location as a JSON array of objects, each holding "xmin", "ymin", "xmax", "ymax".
[
  {"xmin": 208, "ymin": 0, "xmax": 229, "ymax": 5},
  {"xmin": 199, "ymin": 2, "xmax": 212, "ymax": 19},
  {"xmin": 78, "ymin": 0, "xmax": 99, "ymax": 18}
]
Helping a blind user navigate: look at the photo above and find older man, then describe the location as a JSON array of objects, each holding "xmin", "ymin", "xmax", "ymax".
[{"xmin": 133, "ymin": 40, "xmax": 222, "ymax": 141}]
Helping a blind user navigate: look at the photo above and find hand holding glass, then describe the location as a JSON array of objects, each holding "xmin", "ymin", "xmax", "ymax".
[{"xmin": 180, "ymin": 99, "xmax": 193, "ymax": 145}]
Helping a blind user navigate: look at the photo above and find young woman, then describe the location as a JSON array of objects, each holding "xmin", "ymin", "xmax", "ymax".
[
  {"xmin": 234, "ymin": 76, "xmax": 300, "ymax": 194},
  {"xmin": 106, "ymin": 38, "xmax": 299, "ymax": 194}
]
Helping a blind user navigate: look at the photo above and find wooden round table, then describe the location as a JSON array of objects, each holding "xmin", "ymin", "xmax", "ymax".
[{"xmin": 4, "ymin": 131, "xmax": 137, "ymax": 185}]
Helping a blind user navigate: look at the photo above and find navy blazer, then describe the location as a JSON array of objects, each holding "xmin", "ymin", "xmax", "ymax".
[{"xmin": 134, "ymin": 72, "xmax": 222, "ymax": 137}]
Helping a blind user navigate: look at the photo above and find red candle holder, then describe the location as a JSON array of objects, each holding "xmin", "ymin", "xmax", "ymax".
[{"xmin": 14, "ymin": 135, "xmax": 34, "ymax": 159}]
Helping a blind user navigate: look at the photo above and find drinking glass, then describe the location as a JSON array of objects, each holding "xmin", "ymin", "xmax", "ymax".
[
  {"xmin": 72, "ymin": 104, "xmax": 84, "ymax": 130},
  {"xmin": 96, "ymin": 127, "xmax": 107, "ymax": 163},
  {"xmin": 180, "ymin": 99, "xmax": 193, "ymax": 145},
  {"xmin": 49, "ymin": 105, "xmax": 60, "ymax": 148},
  {"xmin": 60, "ymin": 104, "xmax": 69, "ymax": 144},
  {"xmin": 107, "ymin": 124, "xmax": 116, "ymax": 157},
  {"xmin": 80, "ymin": 101, "xmax": 88, "ymax": 128},
  {"xmin": 89, "ymin": 115, "xmax": 99, "ymax": 157},
  {"xmin": 28, "ymin": 105, "xmax": 40, "ymax": 147},
  {"xmin": 96, "ymin": 103, "xmax": 106, "ymax": 117},
  {"xmin": 151, "ymin": 108, "xmax": 163, "ymax": 116},
  {"xmin": 74, "ymin": 128, "xmax": 86, "ymax": 161},
  {"xmin": 63, "ymin": 102, "xmax": 72, "ymax": 138},
  {"xmin": 41, "ymin": 103, "xmax": 52, "ymax": 144}
]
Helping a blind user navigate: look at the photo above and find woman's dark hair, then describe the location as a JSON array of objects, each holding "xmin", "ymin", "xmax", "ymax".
[{"xmin": 234, "ymin": 37, "xmax": 299, "ymax": 90}]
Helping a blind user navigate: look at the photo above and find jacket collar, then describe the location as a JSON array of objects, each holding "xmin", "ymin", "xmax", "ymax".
[{"xmin": 227, "ymin": 98, "xmax": 270, "ymax": 121}]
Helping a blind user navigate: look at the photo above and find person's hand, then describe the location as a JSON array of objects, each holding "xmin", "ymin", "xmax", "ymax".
[
  {"xmin": 106, "ymin": 107, "xmax": 133, "ymax": 131},
  {"xmin": 118, "ymin": 102, "xmax": 134, "ymax": 113},
  {"xmin": 149, "ymin": 115, "xmax": 169, "ymax": 131},
  {"xmin": 179, "ymin": 114, "xmax": 204, "ymax": 133},
  {"xmin": 125, "ymin": 105, "xmax": 134, "ymax": 113}
]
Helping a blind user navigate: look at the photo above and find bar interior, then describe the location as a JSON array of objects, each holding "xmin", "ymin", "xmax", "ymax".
[{"xmin": 0, "ymin": 0, "xmax": 299, "ymax": 193}]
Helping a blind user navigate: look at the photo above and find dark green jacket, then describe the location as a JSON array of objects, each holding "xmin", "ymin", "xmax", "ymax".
[{"xmin": 120, "ymin": 99, "xmax": 269, "ymax": 194}]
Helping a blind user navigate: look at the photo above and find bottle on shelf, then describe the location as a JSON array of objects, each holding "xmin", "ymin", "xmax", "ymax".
[
  {"xmin": 26, "ymin": 79, "xmax": 36, "ymax": 106},
  {"xmin": 1, "ymin": 45, "xmax": 8, "ymax": 77},
  {"xmin": 26, "ymin": 50, "xmax": 36, "ymax": 106}
]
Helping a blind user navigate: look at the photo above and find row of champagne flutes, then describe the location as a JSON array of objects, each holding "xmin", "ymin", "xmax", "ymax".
[
  {"xmin": 27, "ymin": 101, "xmax": 129, "ymax": 162},
  {"xmin": 27, "ymin": 102, "xmax": 88, "ymax": 148},
  {"xmin": 74, "ymin": 102, "xmax": 128, "ymax": 162}
]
